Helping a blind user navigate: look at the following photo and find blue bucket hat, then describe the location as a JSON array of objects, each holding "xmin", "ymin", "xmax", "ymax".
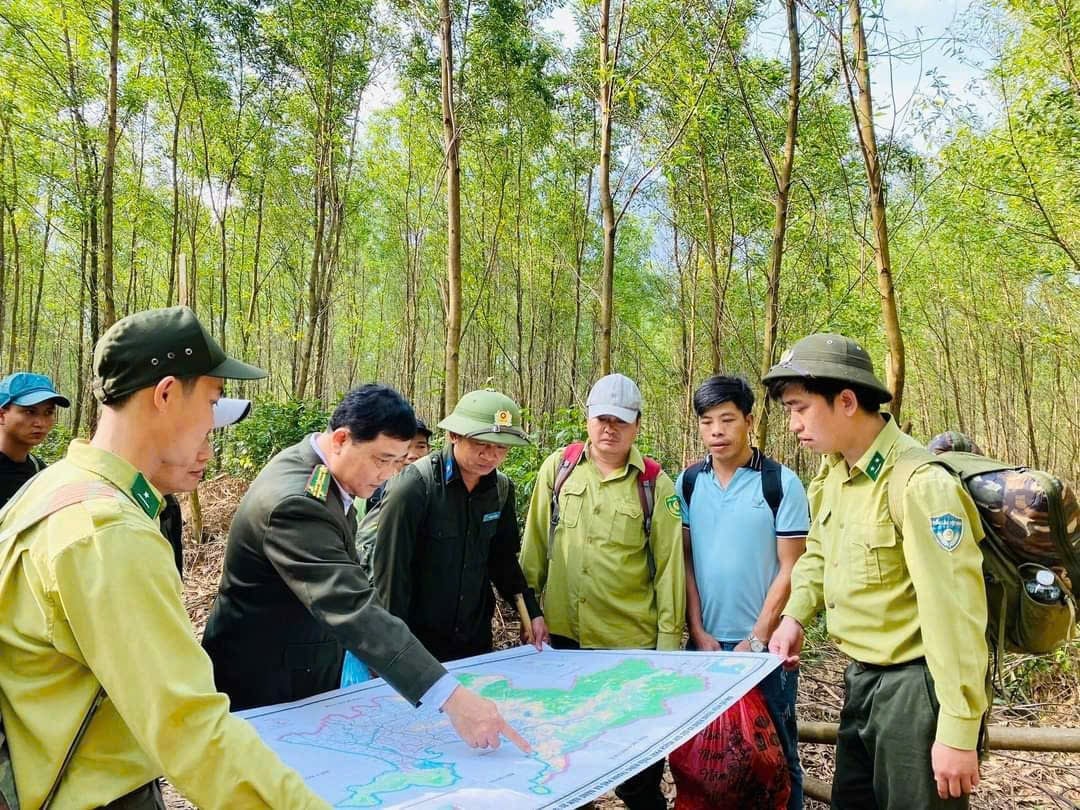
[{"xmin": 0, "ymin": 372, "xmax": 70, "ymax": 409}]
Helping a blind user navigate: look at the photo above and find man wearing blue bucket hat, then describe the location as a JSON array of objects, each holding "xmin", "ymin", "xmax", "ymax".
[{"xmin": 0, "ymin": 372, "xmax": 70, "ymax": 508}]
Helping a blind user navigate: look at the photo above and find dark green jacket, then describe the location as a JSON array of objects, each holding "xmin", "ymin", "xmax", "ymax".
[
  {"xmin": 202, "ymin": 436, "xmax": 446, "ymax": 710},
  {"xmin": 359, "ymin": 446, "xmax": 541, "ymax": 662}
]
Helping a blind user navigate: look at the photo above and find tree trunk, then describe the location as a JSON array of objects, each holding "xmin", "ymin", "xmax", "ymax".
[
  {"xmin": 27, "ymin": 190, "xmax": 51, "ymax": 369},
  {"xmin": 597, "ymin": 0, "xmax": 617, "ymax": 376},
  {"xmin": 440, "ymin": 0, "xmax": 463, "ymax": 413},
  {"xmin": 101, "ymin": 0, "xmax": 120, "ymax": 330},
  {"xmin": 849, "ymin": 0, "xmax": 905, "ymax": 416},
  {"xmin": 755, "ymin": 0, "xmax": 800, "ymax": 448}
]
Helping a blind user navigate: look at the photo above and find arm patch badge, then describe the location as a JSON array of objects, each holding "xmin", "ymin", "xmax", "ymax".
[
  {"xmin": 930, "ymin": 513, "xmax": 964, "ymax": 551},
  {"xmin": 665, "ymin": 494, "xmax": 681, "ymax": 518},
  {"xmin": 306, "ymin": 464, "xmax": 331, "ymax": 501}
]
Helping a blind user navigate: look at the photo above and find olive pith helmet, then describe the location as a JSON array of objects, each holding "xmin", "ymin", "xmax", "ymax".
[
  {"xmin": 438, "ymin": 389, "xmax": 531, "ymax": 447},
  {"xmin": 762, "ymin": 333, "xmax": 893, "ymax": 402}
]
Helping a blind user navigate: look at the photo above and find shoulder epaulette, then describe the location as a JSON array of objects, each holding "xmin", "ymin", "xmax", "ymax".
[{"xmin": 306, "ymin": 464, "xmax": 331, "ymax": 501}]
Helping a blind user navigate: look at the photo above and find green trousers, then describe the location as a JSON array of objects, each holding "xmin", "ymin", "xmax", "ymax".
[{"xmin": 832, "ymin": 659, "xmax": 970, "ymax": 810}]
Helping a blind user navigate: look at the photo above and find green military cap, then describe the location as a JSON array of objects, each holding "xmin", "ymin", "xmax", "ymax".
[
  {"xmin": 928, "ymin": 430, "xmax": 983, "ymax": 456},
  {"xmin": 93, "ymin": 306, "xmax": 267, "ymax": 404},
  {"xmin": 762, "ymin": 332, "xmax": 893, "ymax": 402},
  {"xmin": 438, "ymin": 389, "xmax": 531, "ymax": 447}
]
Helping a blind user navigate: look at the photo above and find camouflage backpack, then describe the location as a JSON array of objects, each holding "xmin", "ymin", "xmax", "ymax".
[{"xmin": 888, "ymin": 449, "xmax": 1078, "ymax": 661}]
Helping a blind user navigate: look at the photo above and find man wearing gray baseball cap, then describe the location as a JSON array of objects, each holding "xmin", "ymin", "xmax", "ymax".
[{"xmin": 521, "ymin": 373, "xmax": 685, "ymax": 810}]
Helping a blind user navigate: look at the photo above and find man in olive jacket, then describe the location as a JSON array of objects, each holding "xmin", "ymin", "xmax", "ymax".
[
  {"xmin": 202, "ymin": 384, "xmax": 530, "ymax": 753},
  {"xmin": 360, "ymin": 390, "xmax": 547, "ymax": 662}
]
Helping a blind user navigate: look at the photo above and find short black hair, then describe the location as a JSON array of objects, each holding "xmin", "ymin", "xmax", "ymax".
[
  {"xmin": 693, "ymin": 375, "xmax": 755, "ymax": 417},
  {"xmin": 330, "ymin": 384, "xmax": 416, "ymax": 442},
  {"xmin": 107, "ymin": 374, "xmax": 201, "ymax": 410},
  {"xmin": 765, "ymin": 377, "xmax": 888, "ymax": 414}
]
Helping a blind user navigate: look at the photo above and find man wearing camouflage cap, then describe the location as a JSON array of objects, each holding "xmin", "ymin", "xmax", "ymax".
[
  {"xmin": 0, "ymin": 306, "xmax": 330, "ymax": 808},
  {"xmin": 763, "ymin": 333, "xmax": 988, "ymax": 809},
  {"xmin": 360, "ymin": 389, "xmax": 548, "ymax": 662}
]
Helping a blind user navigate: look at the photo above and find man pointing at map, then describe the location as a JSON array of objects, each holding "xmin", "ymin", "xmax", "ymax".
[{"xmin": 202, "ymin": 384, "xmax": 530, "ymax": 754}]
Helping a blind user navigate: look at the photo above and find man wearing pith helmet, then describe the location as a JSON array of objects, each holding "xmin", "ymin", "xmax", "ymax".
[
  {"xmin": 764, "ymin": 333, "xmax": 988, "ymax": 810},
  {"xmin": 0, "ymin": 306, "xmax": 329, "ymax": 808},
  {"xmin": 361, "ymin": 389, "xmax": 548, "ymax": 662}
]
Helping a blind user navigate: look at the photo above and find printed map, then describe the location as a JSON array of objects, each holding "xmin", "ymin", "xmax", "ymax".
[{"xmin": 239, "ymin": 646, "xmax": 779, "ymax": 808}]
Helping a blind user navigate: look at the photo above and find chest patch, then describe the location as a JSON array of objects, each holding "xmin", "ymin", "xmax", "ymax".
[
  {"xmin": 930, "ymin": 513, "xmax": 964, "ymax": 551},
  {"xmin": 482, "ymin": 511, "xmax": 501, "ymax": 523}
]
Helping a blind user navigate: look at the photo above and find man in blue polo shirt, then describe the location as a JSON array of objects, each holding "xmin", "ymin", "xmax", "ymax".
[{"xmin": 677, "ymin": 375, "xmax": 808, "ymax": 808}]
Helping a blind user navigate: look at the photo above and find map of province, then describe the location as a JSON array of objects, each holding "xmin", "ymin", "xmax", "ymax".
[{"xmin": 238, "ymin": 646, "xmax": 779, "ymax": 809}]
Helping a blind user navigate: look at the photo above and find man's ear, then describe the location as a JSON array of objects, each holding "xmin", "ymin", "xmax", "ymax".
[
  {"xmin": 837, "ymin": 388, "xmax": 860, "ymax": 417},
  {"xmin": 0, "ymin": 407, "xmax": 8, "ymax": 426},
  {"xmin": 330, "ymin": 427, "xmax": 352, "ymax": 452},
  {"xmin": 152, "ymin": 376, "xmax": 180, "ymax": 412}
]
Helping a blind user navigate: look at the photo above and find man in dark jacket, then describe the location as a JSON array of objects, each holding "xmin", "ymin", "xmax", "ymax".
[
  {"xmin": 360, "ymin": 390, "xmax": 547, "ymax": 662},
  {"xmin": 202, "ymin": 384, "xmax": 529, "ymax": 754}
]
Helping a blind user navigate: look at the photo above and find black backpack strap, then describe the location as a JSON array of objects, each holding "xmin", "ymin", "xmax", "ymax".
[
  {"xmin": 680, "ymin": 458, "xmax": 707, "ymax": 510},
  {"xmin": 759, "ymin": 454, "xmax": 783, "ymax": 522}
]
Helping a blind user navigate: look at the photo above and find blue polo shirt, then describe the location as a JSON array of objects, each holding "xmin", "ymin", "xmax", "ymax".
[{"xmin": 676, "ymin": 449, "xmax": 809, "ymax": 643}]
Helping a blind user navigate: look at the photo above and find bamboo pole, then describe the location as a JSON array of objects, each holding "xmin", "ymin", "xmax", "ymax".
[{"xmin": 799, "ymin": 721, "xmax": 1080, "ymax": 752}]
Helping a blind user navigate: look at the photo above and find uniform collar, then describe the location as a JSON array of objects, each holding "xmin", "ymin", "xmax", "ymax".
[
  {"xmin": 836, "ymin": 414, "xmax": 900, "ymax": 482},
  {"xmin": 65, "ymin": 439, "xmax": 165, "ymax": 519},
  {"xmin": 308, "ymin": 434, "xmax": 353, "ymax": 512},
  {"xmin": 441, "ymin": 445, "xmax": 498, "ymax": 491}
]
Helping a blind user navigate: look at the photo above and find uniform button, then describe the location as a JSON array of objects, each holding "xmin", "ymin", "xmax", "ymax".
[
  {"xmin": 827, "ymin": 602, "xmax": 836, "ymax": 610},
  {"xmin": 593, "ymin": 506, "xmax": 601, "ymax": 514},
  {"xmin": 832, "ymin": 561, "xmax": 839, "ymax": 568},
  {"xmin": 579, "ymin": 596, "xmax": 586, "ymax": 603}
]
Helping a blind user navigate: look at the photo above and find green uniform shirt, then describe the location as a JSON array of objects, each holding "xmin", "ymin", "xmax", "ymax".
[
  {"xmin": 520, "ymin": 444, "xmax": 685, "ymax": 650},
  {"xmin": 784, "ymin": 417, "xmax": 989, "ymax": 749},
  {"xmin": 0, "ymin": 440, "xmax": 328, "ymax": 809}
]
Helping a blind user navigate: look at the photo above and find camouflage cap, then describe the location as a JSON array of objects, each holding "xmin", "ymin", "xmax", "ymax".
[
  {"xmin": 93, "ymin": 306, "xmax": 266, "ymax": 403},
  {"xmin": 438, "ymin": 389, "xmax": 531, "ymax": 447},
  {"xmin": 928, "ymin": 431, "xmax": 984, "ymax": 456},
  {"xmin": 762, "ymin": 333, "xmax": 892, "ymax": 402}
]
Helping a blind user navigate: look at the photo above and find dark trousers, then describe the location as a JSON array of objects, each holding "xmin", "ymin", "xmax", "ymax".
[
  {"xmin": 715, "ymin": 641, "xmax": 803, "ymax": 810},
  {"xmin": 832, "ymin": 659, "xmax": 969, "ymax": 810},
  {"xmin": 550, "ymin": 635, "xmax": 667, "ymax": 810}
]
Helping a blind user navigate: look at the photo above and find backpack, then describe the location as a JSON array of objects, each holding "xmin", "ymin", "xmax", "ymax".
[
  {"xmin": 680, "ymin": 453, "xmax": 783, "ymax": 522},
  {"xmin": 547, "ymin": 442, "xmax": 663, "ymax": 574},
  {"xmin": 0, "ymin": 480, "xmax": 123, "ymax": 810},
  {"xmin": 887, "ymin": 449, "xmax": 1078, "ymax": 661}
]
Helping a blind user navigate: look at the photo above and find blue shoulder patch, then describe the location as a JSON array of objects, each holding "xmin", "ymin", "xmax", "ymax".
[{"xmin": 930, "ymin": 512, "xmax": 964, "ymax": 551}]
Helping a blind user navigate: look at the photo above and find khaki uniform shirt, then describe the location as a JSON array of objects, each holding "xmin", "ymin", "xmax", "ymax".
[
  {"xmin": 784, "ymin": 417, "xmax": 989, "ymax": 749},
  {"xmin": 0, "ymin": 440, "xmax": 328, "ymax": 809},
  {"xmin": 520, "ymin": 444, "xmax": 685, "ymax": 650}
]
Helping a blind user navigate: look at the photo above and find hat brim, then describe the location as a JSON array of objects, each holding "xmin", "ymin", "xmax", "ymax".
[
  {"xmin": 762, "ymin": 362, "xmax": 893, "ymax": 402},
  {"xmin": 437, "ymin": 415, "xmax": 532, "ymax": 446},
  {"xmin": 213, "ymin": 398, "xmax": 253, "ymax": 429},
  {"xmin": 587, "ymin": 404, "xmax": 639, "ymax": 423},
  {"xmin": 10, "ymin": 390, "xmax": 70, "ymax": 408},
  {"xmin": 207, "ymin": 356, "xmax": 268, "ymax": 381}
]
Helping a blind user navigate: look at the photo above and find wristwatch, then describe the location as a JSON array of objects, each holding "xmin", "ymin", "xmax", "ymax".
[{"xmin": 747, "ymin": 633, "xmax": 767, "ymax": 653}]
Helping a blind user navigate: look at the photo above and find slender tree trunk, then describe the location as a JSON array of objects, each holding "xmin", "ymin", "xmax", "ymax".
[
  {"xmin": 755, "ymin": 0, "xmax": 801, "ymax": 448},
  {"xmin": 101, "ymin": 0, "xmax": 120, "ymax": 329},
  {"xmin": 849, "ymin": 0, "xmax": 905, "ymax": 416},
  {"xmin": 440, "ymin": 0, "xmax": 462, "ymax": 413},
  {"xmin": 73, "ymin": 223, "xmax": 88, "ymax": 436},
  {"xmin": 597, "ymin": 0, "xmax": 617, "ymax": 375},
  {"xmin": 27, "ymin": 191, "xmax": 51, "ymax": 369},
  {"xmin": 698, "ymin": 146, "xmax": 721, "ymax": 373},
  {"xmin": 242, "ymin": 176, "xmax": 265, "ymax": 355}
]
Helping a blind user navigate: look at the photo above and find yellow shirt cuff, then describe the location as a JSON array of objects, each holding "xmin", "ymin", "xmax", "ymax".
[
  {"xmin": 936, "ymin": 712, "xmax": 982, "ymax": 750},
  {"xmin": 782, "ymin": 594, "xmax": 819, "ymax": 629},
  {"xmin": 656, "ymin": 632, "xmax": 683, "ymax": 651}
]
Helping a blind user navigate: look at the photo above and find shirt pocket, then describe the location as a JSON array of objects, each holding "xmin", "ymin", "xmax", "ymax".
[
  {"xmin": 849, "ymin": 521, "xmax": 903, "ymax": 586},
  {"xmin": 558, "ymin": 479, "xmax": 587, "ymax": 528},
  {"xmin": 610, "ymin": 498, "xmax": 644, "ymax": 547}
]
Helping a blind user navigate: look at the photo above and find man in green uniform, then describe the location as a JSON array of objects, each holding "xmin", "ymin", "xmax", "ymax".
[
  {"xmin": 361, "ymin": 390, "xmax": 547, "ymax": 662},
  {"xmin": 764, "ymin": 333, "xmax": 988, "ymax": 809},
  {"xmin": 202, "ymin": 383, "xmax": 530, "ymax": 753},
  {"xmin": 519, "ymin": 373, "xmax": 685, "ymax": 810},
  {"xmin": 0, "ymin": 306, "xmax": 330, "ymax": 809}
]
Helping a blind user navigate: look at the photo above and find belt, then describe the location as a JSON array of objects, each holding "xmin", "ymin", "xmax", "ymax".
[{"xmin": 853, "ymin": 656, "xmax": 926, "ymax": 672}]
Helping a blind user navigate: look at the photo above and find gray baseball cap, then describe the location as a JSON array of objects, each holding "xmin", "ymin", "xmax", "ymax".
[{"xmin": 587, "ymin": 374, "xmax": 642, "ymax": 422}]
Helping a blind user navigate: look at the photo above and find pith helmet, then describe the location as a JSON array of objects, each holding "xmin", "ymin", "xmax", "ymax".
[
  {"xmin": 438, "ymin": 389, "xmax": 531, "ymax": 447},
  {"xmin": 762, "ymin": 333, "xmax": 893, "ymax": 402}
]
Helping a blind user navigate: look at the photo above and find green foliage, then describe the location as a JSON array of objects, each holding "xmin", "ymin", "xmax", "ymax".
[
  {"xmin": 218, "ymin": 400, "xmax": 331, "ymax": 477},
  {"xmin": 35, "ymin": 424, "xmax": 73, "ymax": 465}
]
